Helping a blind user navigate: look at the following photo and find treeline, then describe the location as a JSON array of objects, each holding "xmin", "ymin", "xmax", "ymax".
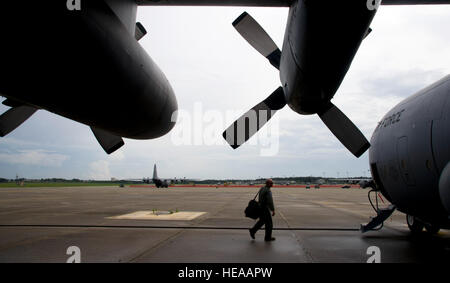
[
  {"xmin": 0, "ymin": 178, "xmax": 139, "ymax": 184},
  {"xmin": 196, "ymin": 176, "xmax": 325, "ymax": 184}
]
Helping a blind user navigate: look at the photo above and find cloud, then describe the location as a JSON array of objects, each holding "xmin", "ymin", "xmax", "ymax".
[
  {"xmin": 88, "ymin": 151, "xmax": 126, "ymax": 180},
  {"xmin": 0, "ymin": 150, "xmax": 69, "ymax": 167},
  {"xmin": 88, "ymin": 160, "xmax": 111, "ymax": 180},
  {"xmin": 1, "ymin": 6, "xmax": 448, "ymax": 180},
  {"xmin": 356, "ymin": 69, "xmax": 446, "ymax": 98},
  {"xmin": 108, "ymin": 149, "xmax": 125, "ymax": 161}
]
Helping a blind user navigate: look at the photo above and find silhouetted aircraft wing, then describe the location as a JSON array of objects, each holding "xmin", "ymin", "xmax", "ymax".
[
  {"xmin": 382, "ymin": 0, "xmax": 450, "ymax": 4},
  {"xmin": 136, "ymin": 0, "xmax": 450, "ymax": 6},
  {"xmin": 136, "ymin": 0, "xmax": 290, "ymax": 6}
]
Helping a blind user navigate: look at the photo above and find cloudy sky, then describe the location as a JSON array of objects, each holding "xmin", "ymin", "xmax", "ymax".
[{"xmin": 0, "ymin": 4, "xmax": 449, "ymax": 180}]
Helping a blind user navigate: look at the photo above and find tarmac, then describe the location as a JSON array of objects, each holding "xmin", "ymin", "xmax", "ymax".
[{"xmin": 0, "ymin": 186, "xmax": 449, "ymax": 263}]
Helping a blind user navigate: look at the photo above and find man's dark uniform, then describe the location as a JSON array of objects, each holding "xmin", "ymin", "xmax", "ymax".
[{"xmin": 250, "ymin": 185, "xmax": 275, "ymax": 241}]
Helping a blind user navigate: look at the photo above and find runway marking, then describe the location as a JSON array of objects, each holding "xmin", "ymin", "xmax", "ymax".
[{"xmin": 107, "ymin": 211, "xmax": 206, "ymax": 221}]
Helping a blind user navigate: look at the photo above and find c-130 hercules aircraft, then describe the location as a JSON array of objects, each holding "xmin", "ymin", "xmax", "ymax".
[
  {"xmin": 0, "ymin": 0, "xmax": 447, "ymax": 155},
  {"xmin": 0, "ymin": 0, "xmax": 450, "ymax": 235},
  {"xmin": 0, "ymin": 0, "xmax": 448, "ymax": 234},
  {"xmin": 360, "ymin": 75, "xmax": 450, "ymax": 234}
]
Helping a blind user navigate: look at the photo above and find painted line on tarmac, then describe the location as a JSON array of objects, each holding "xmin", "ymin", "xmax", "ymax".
[{"xmin": 0, "ymin": 224, "xmax": 359, "ymax": 231}]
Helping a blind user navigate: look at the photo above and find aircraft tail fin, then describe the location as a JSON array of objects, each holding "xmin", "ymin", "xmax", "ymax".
[{"xmin": 153, "ymin": 164, "xmax": 158, "ymax": 179}]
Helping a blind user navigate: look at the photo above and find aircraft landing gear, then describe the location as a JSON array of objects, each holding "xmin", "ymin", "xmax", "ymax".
[
  {"xmin": 424, "ymin": 223, "xmax": 440, "ymax": 235},
  {"xmin": 406, "ymin": 215, "xmax": 440, "ymax": 234},
  {"xmin": 406, "ymin": 214, "xmax": 424, "ymax": 234}
]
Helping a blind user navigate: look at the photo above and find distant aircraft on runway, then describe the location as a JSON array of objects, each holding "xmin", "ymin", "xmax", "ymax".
[
  {"xmin": 333, "ymin": 178, "xmax": 372, "ymax": 186},
  {"xmin": 361, "ymin": 75, "xmax": 450, "ymax": 235},
  {"xmin": 143, "ymin": 164, "xmax": 170, "ymax": 188},
  {"xmin": 1, "ymin": 1, "xmax": 449, "ymax": 155}
]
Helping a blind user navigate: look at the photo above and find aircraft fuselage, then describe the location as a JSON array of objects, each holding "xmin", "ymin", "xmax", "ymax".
[{"xmin": 369, "ymin": 75, "xmax": 450, "ymax": 227}]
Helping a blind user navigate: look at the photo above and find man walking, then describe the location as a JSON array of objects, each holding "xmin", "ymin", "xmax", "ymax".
[{"xmin": 249, "ymin": 179, "xmax": 276, "ymax": 242}]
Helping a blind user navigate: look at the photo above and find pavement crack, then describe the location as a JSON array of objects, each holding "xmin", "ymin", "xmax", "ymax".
[
  {"xmin": 278, "ymin": 210, "xmax": 314, "ymax": 262},
  {"xmin": 127, "ymin": 228, "xmax": 185, "ymax": 263}
]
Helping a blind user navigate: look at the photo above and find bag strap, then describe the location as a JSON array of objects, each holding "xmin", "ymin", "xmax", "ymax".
[{"xmin": 253, "ymin": 189, "xmax": 260, "ymax": 200}]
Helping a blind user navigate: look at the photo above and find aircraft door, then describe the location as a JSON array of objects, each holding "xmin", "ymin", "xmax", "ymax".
[
  {"xmin": 397, "ymin": 136, "xmax": 416, "ymax": 186},
  {"xmin": 430, "ymin": 85, "xmax": 450, "ymax": 174}
]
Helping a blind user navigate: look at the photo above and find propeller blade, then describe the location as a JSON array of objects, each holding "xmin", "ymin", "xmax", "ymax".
[
  {"xmin": 233, "ymin": 12, "xmax": 281, "ymax": 69},
  {"xmin": 91, "ymin": 127, "xmax": 124, "ymax": 154},
  {"xmin": 223, "ymin": 87, "xmax": 286, "ymax": 149},
  {"xmin": 318, "ymin": 102, "xmax": 370, "ymax": 158},
  {"xmin": 135, "ymin": 22, "xmax": 147, "ymax": 41},
  {"xmin": 0, "ymin": 105, "xmax": 38, "ymax": 137}
]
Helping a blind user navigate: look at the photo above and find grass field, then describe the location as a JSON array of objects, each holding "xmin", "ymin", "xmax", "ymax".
[{"xmin": 0, "ymin": 182, "xmax": 129, "ymax": 188}]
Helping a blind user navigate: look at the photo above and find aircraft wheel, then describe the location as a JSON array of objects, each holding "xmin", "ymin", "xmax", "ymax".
[
  {"xmin": 424, "ymin": 223, "xmax": 440, "ymax": 235},
  {"xmin": 406, "ymin": 215, "xmax": 424, "ymax": 234}
]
